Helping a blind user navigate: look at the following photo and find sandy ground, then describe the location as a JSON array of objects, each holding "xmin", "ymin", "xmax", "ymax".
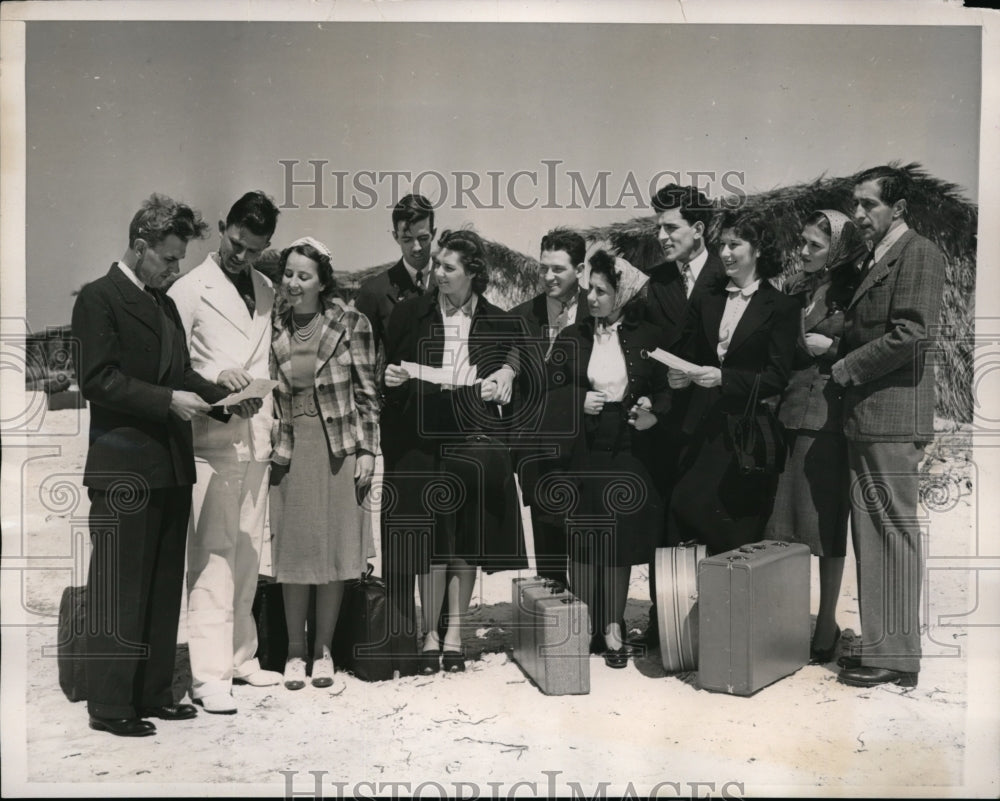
[{"xmin": 2, "ymin": 397, "xmax": 998, "ymax": 798}]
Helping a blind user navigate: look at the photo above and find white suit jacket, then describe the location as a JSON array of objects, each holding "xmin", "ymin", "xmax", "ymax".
[{"xmin": 168, "ymin": 255, "xmax": 275, "ymax": 462}]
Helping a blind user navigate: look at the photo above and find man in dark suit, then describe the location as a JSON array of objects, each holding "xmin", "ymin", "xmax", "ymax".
[
  {"xmin": 832, "ymin": 166, "xmax": 946, "ymax": 688},
  {"xmin": 72, "ymin": 194, "xmax": 229, "ymax": 736},
  {"xmin": 634, "ymin": 184, "xmax": 726, "ymax": 646},
  {"xmin": 509, "ymin": 228, "xmax": 589, "ymax": 586}
]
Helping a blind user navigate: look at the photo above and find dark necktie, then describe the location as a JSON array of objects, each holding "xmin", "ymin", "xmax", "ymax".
[
  {"xmin": 860, "ymin": 251, "xmax": 875, "ymax": 278},
  {"xmin": 414, "ymin": 268, "xmax": 424, "ymax": 294}
]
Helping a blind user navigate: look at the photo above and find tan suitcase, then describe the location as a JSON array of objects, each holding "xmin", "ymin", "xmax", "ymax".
[{"xmin": 654, "ymin": 543, "xmax": 708, "ymax": 672}]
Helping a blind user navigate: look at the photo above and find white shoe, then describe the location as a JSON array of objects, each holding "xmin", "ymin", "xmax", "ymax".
[
  {"xmin": 311, "ymin": 647, "xmax": 337, "ymax": 689},
  {"xmin": 284, "ymin": 657, "xmax": 307, "ymax": 691},
  {"xmin": 233, "ymin": 668, "xmax": 283, "ymax": 687},
  {"xmin": 194, "ymin": 693, "xmax": 237, "ymax": 714}
]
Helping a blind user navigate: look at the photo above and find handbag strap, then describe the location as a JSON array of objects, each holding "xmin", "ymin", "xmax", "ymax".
[{"xmin": 742, "ymin": 373, "xmax": 762, "ymax": 420}]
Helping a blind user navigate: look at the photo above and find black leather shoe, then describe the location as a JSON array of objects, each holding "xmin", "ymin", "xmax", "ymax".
[
  {"xmin": 89, "ymin": 716, "xmax": 156, "ymax": 737},
  {"xmin": 418, "ymin": 650, "xmax": 441, "ymax": 676},
  {"xmin": 809, "ymin": 625, "xmax": 841, "ymax": 664},
  {"xmin": 603, "ymin": 646, "xmax": 630, "ymax": 669},
  {"xmin": 442, "ymin": 650, "xmax": 466, "ymax": 673},
  {"xmin": 837, "ymin": 654, "xmax": 862, "ymax": 669},
  {"xmin": 838, "ymin": 666, "xmax": 918, "ymax": 688},
  {"xmin": 628, "ymin": 626, "xmax": 659, "ymax": 648},
  {"xmin": 138, "ymin": 703, "xmax": 197, "ymax": 721}
]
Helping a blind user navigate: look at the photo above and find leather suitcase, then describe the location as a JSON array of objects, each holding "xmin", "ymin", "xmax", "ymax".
[
  {"xmin": 697, "ymin": 540, "xmax": 810, "ymax": 695},
  {"xmin": 511, "ymin": 576, "xmax": 552, "ymax": 682},
  {"xmin": 512, "ymin": 578, "xmax": 589, "ymax": 695},
  {"xmin": 332, "ymin": 565, "xmax": 418, "ymax": 681},
  {"xmin": 57, "ymin": 586, "xmax": 88, "ymax": 702},
  {"xmin": 251, "ymin": 578, "xmax": 290, "ymax": 673},
  {"xmin": 654, "ymin": 543, "xmax": 708, "ymax": 672}
]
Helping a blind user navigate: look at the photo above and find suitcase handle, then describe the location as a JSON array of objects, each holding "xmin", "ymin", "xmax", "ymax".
[{"xmin": 738, "ymin": 544, "xmax": 766, "ymax": 553}]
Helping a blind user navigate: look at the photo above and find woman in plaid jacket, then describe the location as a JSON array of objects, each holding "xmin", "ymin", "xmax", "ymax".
[{"xmin": 269, "ymin": 236, "xmax": 380, "ymax": 692}]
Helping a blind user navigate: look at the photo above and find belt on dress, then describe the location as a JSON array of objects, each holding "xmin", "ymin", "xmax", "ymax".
[{"xmin": 291, "ymin": 392, "xmax": 318, "ymax": 418}]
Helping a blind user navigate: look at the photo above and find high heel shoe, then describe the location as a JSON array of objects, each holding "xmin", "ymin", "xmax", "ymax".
[
  {"xmin": 603, "ymin": 646, "xmax": 630, "ymax": 669},
  {"xmin": 442, "ymin": 650, "xmax": 466, "ymax": 673},
  {"xmin": 809, "ymin": 625, "xmax": 841, "ymax": 664},
  {"xmin": 418, "ymin": 650, "xmax": 441, "ymax": 675}
]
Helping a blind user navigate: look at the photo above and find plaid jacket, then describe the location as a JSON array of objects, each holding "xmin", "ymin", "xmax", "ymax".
[
  {"xmin": 837, "ymin": 229, "xmax": 945, "ymax": 442},
  {"xmin": 270, "ymin": 298, "xmax": 380, "ymax": 464}
]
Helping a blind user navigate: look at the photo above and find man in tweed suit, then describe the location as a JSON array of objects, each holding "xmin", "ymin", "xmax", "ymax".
[{"xmin": 831, "ymin": 166, "xmax": 946, "ymax": 688}]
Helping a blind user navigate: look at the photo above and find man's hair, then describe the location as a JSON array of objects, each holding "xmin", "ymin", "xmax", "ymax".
[
  {"xmin": 540, "ymin": 227, "xmax": 586, "ymax": 268},
  {"xmin": 392, "ymin": 193, "xmax": 435, "ymax": 233},
  {"xmin": 854, "ymin": 166, "xmax": 911, "ymax": 208},
  {"xmin": 225, "ymin": 190, "xmax": 280, "ymax": 237},
  {"xmin": 127, "ymin": 193, "xmax": 210, "ymax": 249},
  {"xmin": 649, "ymin": 183, "xmax": 714, "ymax": 232}
]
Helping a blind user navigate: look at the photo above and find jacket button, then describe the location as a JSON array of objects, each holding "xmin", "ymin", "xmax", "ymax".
[
  {"xmin": 317, "ymin": 383, "xmax": 324, "ymax": 390},
  {"xmin": 326, "ymin": 417, "xmax": 333, "ymax": 423}
]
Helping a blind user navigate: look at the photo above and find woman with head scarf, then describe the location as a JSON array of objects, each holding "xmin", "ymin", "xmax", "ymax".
[
  {"xmin": 666, "ymin": 210, "xmax": 800, "ymax": 555},
  {"xmin": 269, "ymin": 236, "xmax": 379, "ymax": 692},
  {"xmin": 544, "ymin": 244, "xmax": 670, "ymax": 668},
  {"xmin": 764, "ymin": 210, "xmax": 865, "ymax": 664}
]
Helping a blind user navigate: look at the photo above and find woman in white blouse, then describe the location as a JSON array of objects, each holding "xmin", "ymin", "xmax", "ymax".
[
  {"xmin": 545, "ymin": 246, "xmax": 670, "ymax": 668},
  {"xmin": 665, "ymin": 211, "xmax": 800, "ymax": 555},
  {"xmin": 382, "ymin": 228, "xmax": 526, "ymax": 675}
]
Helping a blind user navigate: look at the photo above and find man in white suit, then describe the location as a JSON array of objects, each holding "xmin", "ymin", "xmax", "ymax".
[{"xmin": 168, "ymin": 191, "xmax": 281, "ymax": 713}]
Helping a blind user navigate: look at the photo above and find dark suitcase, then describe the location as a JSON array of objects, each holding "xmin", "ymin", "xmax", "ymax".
[
  {"xmin": 252, "ymin": 578, "xmax": 289, "ymax": 673},
  {"xmin": 654, "ymin": 542, "xmax": 708, "ymax": 672},
  {"xmin": 697, "ymin": 540, "xmax": 810, "ymax": 695},
  {"xmin": 511, "ymin": 577, "xmax": 590, "ymax": 695},
  {"xmin": 332, "ymin": 565, "xmax": 418, "ymax": 681},
  {"xmin": 57, "ymin": 586, "xmax": 88, "ymax": 702}
]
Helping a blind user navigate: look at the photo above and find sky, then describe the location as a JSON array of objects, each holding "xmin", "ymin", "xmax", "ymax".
[{"xmin": 21, "ymin": 21, "xmax": 981, "ymax": 328}]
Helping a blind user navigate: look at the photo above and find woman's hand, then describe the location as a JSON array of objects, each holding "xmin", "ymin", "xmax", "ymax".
[
  {"xmin": 628, "ymin": 405, "xmax": 658, "ymax": 430},
  {"xmin": 690, "ymin": 366, "xmax": 722, "ymax": 388},
  {"xmin": 482, "ymin": 366, "xmax": 515, "ymax": 405},
  {"xmin": 804, "ymin": 332, "xmax": 834, "ymax": 357},
  {"xmin": 354, "ymin": 453, "xmax": 375, "ymax": 489},
  {"xmin": 668, "ymin": 368, "xmax": 692, "ymax": 389},
  {"xmin": 384, "ymin": 364, "xmax": 411, "ymax": 387},
  {"xmin": 584, "ymin": 390, "xmax": 606, "ymax": 416}
]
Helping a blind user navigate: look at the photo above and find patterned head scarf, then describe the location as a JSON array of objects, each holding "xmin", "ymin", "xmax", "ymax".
[
  {"xmin": 815, "ymin": 210, "xmax": 855, "ymax": 270},
  {"xmin": 583, "ymin": 241, "xmax": 649, "ymax": 319}
]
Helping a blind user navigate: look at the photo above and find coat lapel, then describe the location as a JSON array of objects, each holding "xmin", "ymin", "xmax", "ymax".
[
  {"xmin": 725, "ymin": 285, "xmax": 775, "ymax": 359},
  {"xmin": 244, "ymin": 269, "xmax": 274, "ymax": 363},
  {"xmin": 848, "ymin": 229, "xmax": 914, "ymax": 310},
  {"xmin": 199, "ymin": 261, "xmax": 254, "ymax": 338},
  {"xmin": 315, "ymin": 300, "xmax": 349, "ymax": 372},
  {"xmin": 110, "ymin": 264, "xmax": 162, "ymax": 337},
  {"xmin": 387, "ymin": 260, "xmax": 419, "ymax": 304},
  {"xmin": 701, "ymin": 290, "xmax": 727, "ymax": 361}
]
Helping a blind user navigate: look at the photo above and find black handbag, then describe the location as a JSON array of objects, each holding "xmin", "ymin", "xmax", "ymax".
[{"xmin": 726, "ymin": 374, "xmax": 787, "ymax": 476}]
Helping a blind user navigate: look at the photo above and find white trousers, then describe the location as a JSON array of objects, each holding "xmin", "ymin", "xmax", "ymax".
[{"xmin": 186, "ymin": 452, "xmax": 270, "ymax": 698}]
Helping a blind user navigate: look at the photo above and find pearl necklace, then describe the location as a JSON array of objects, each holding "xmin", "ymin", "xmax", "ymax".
[{"xmin": 292, "ymin": 311, "xmax": 321, "ymax": 342}]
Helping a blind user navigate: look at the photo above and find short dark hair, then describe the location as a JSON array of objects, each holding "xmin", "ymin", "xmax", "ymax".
[
  {"xmin": 225, "ymin": 191, "xmax": 280, "ymax": 238},
  {"xmin": 128, "ymin": 193, "xmax": 209, "ymax": 249},
  {"xmin": 718, "ymin": 210, "xmax": 783, "ymax": 279},
  {"xmin": 392, "ymin": 193, "xmax": 435, "ymax": 233},
  {"xmin": 275, "ymin": 242, "xmax": 337, "ymax": 331},
  {"xmin": 587, "ymin": 248, "xmax": 619, "ymax": 292},
  {"xmin": 540, "ymin": 228, "xmax": 586, "ymax": 268},
  {"xmin": 854, "ymin": 166, "xmax": 911, "ymax": 208},
  {"xmin": 650, "ymin": 183, "xmax": 714, "ymax": 232},
  {"xmin": 437, "ymin": 228, "xmax": 489, "ymax": 295}
]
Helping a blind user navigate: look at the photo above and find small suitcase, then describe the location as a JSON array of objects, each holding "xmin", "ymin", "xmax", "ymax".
[
  {"xmin": 57, "ymin": 586, "xmax": 88, "ymax": 702},
  {"xmin": 511, "ymin": 578, "xmax": 589, "ymax": 695},
  {"xmin": 511, "ymin": 576, "xmax": 553, "ymax": 682},
  {"xmin": 252, "ymin": 578, "xmax": 290, "ymax": 673},
  {"xmin": 654, "ymin": 542, "xmax": 708, "ymax": 672},
  {"xmin": 332, "ymin": 565, "xmax": 418, "ymax": 681},
  {"xmin": 697, "ymin": 540, "xmax": 810, "ymax": 696}
]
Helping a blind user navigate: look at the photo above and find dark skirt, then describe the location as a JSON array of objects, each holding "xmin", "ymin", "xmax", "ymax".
[
  {"xmin": 382, "ymin": 436, "xmax": 527, "ymax": 574},
  {"xmin": 764, "ymin": 430, "xmax": 849, "ymax": 557},
  {"xmin": 566, "ymin": 404, "xmax": 663, "ymax": 567},
  {"xmin": 667, "ymin": 410, "xmax": 779, "ymax": 555}
]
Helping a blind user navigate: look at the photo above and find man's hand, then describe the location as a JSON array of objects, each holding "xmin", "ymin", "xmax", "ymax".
[
  {"xmin": 169, "ymin": 390, "xmax": 211, "ymax": 421},
  {"xmin": 217, "ymin": 368, "xmax": 254, "ymax": 392},
  {"xmin": 831, "ymin": 359, "xmax": 850, "ymax": 387},
  {"xmin": 668, "ymin": 368, "xmax": 692, "ymax": 389},
  {"xmin": 690, "ymin": 366, "xmax": 722, "ymax": 388},
  {"xmin": 628, "ymin": 403, "xmax": 658, "ymax": 430},
  {"xmin": 584, "ymin": 391, "xmax": 606, "ymax": 416},
  {"xmin": 804, "ymin": 333, "xmax": 834, "ymax": 357},
  {"xmin": 384, "ymin": 364, "xmax": 411, "ymax": 388},
  {"xmin": 228, "ymin": 398, "xmax": 263, "ymax": 418},
  {"xmin": 483, "ymin": 365, "xmax": 515, "ymax": 405}
]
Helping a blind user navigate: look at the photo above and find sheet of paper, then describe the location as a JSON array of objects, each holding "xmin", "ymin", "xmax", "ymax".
[
  {"xmin": 643, "ymin": 348, "xmax": 702, "ymax": 375},
  {"xmin": 212, "ymin": 378, "xmax": 279, "ymax": 406},
  {"xmin": 399, "ymin": 360, "xmax": 479, "ymax": 387}
]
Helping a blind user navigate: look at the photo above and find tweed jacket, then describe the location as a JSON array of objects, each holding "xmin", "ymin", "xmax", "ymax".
[
  {"xmin": 354, "ymin": 260, "xmax": 423, "ymax": 380},
  {"xmin": 270, "ymin": 298, "xmax": 380, "ymax": 464},
  {"xmin": 836, "ymin": 229, "xmax": 946, "ymax": 442},
  {"xmin": 776, "ymin": 268, "xmax": 855, "ymax": 432},
  {"xmin": 72, "ymin": 264, "xmax": 230, "ymax": 489},
  {"xmin": 168, "ymin": 255, "xmax": 275, "ymax": 462},
  {"xmin": 672, "ymin": 279, "xmax": 800, "ymax": 435}
]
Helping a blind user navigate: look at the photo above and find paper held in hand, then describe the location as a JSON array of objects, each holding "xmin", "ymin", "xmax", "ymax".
[
  {"xmin": 399, "ymin": 360, "xmax": 479, "ymax": 387},
  {"xmin": 212, "ymin": 378, "xmax": 279, "ymax": 406},
  {"xmin": 643, "ymin": 348, "xmax": 702, "ymax": 375}
]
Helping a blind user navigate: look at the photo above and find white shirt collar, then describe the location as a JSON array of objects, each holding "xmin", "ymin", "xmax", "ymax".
[
  {"xmin": 439, "ymin": 291, "xmax": 478, "ymax": 318},
  {"xmin": 725, "ymin": 279, "xmax": 760, "ymax": 298},
  {"xmin": 115, "ymin": 261, "xmax": 147, "ymax": 291},
  {"xmin": 681, "ymin": 247, "xmax": 709, "ymax": 283},
  {"xmin": 872, "ymin": 221, "xmax": 910, "ymax": 264}
]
